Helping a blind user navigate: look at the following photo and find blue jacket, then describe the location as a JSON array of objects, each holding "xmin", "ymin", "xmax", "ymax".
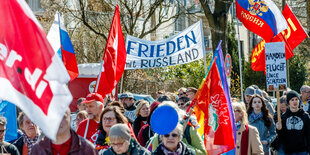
[{"xmin": 248, "ymin": 115, "xmax": 276, "ymax": 153}]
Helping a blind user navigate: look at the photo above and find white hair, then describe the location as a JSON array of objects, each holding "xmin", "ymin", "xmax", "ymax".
[
  {"xmin": 300, "ymin": 85, "xmax": 310, "ymax": 93},
  {"xmin": 159, "ymin": 101, "xmax": 186, "ymax": 122}
]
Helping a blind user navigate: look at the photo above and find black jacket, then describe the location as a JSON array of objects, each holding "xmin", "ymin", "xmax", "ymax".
[
  {"xmin": 133, "ymin": 115, "xmax": 147, "ymax": 137},
  {"xmin": 12, "ymin": 136, "xmax": 23, "ymax": 154},
  {"xmin": 0, "ymin": 141, "xmax": 20, "ymax": 155},
  {"xmin": 278, "ymin": 108, "xmax": 310, "ymax": 153},
  {"xmin": 103, "ymin": 139, "xmax": 150, "ymax": 155},
  {"xmin": 152, "ymin": 141, "xmax": 195, "ymax": 155}
]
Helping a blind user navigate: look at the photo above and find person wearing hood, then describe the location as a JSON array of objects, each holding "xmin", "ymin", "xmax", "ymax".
[{"xmin": 276, "ymin": 90, "xmax": 310, "ymax": 154}]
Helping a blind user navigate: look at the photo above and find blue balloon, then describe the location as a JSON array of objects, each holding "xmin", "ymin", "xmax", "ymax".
[{"xmin": 150, "ymin": 105, "xmax": 179, "ymax": 135}]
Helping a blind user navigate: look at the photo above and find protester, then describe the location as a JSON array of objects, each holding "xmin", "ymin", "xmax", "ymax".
[
  {"xmin": 244, "ymin": 85, "xmax": 275, "ymax": 115},
  {"xmin": 13, "ymin": 112, "xmax": 41, "ymax": 155},
  {"xmin": 186, "ymin": 87, "xmax": 197, "ymax": 101},
  {"xmin": 0, "ymin": 116, "xmax": 20, "ymax": 155},
  {"xmin": 119, "ymin": 92, "xmax": 136, "ymax": 123},
  {"xmin": 150, "ymin": 101, "xmax": 206, "ymax": 155},
  {"xmin": 157, "ymin": 94, "xmax": 172, "ymax": 103},
  {"xmin": 232, "ymin": 102, "xmax": 264, "ymax": 155},
  {"xmin": 166, "ymin": 92, "xmax": 177, "ymax": 103},
  {"xmin": 95, "ymin": 106, "xmax": 131, "ymax": 153},
  {"xmin": 300, "ymin": 85, "xmax": 310, "ymax": 113},
  {"xmin": 276, "ymin": 90, "xmax": 310, "ymax": 154},
  {"xmin": 133, "ymin": 100, "xmax": 150, "ymax": 137},
  {"xmin": 107, "ymin": 101, "xmax": 125, "ymax": 112},
  {"xmin": 31, "ymin": 109, "xmax": 97, "ymax": 154},
  {"xmin": 271, "ymin": 96, "xmax": 287, "ymax": 154},
  {"xmin": 102, "ymin": 124, "xmax": 150, "ymax": 155},
  {"xmin": 156, "ymin": 90, "xmax": 165, "ymax": 99},
  {"xmin": 75, "ymin": 110, "xmax": 88, "ymax": 130},
  {"xmin": 177, "ymin": 87, "xmax": 187, "ymax": 98},
  {"xmin": 76, "ymin": 93, "xmax": 104, "ymax": 142},
  {"xmin": 177, "ymin": 96, "xmax": 190, "ymax": 110},
  {"xmin": 247, "ymin": 95, "xmax": 276, "ymax": 154},
  {"xmin": 71, "ymin": 97, "xmax": 86, "ymax": 131},
  {"xmin": 153, "ymin": 123, "xmax": 195, "ymax": 155},
  {"xmin": 138, "ymin": 101, "xmax": 161, "ymax": 147}
]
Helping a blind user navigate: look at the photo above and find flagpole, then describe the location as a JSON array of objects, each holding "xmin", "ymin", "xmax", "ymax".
[
  {"xmin": 235, "ymin": 4, "xmax": 244, "ymax": 102},
  {"xmin": 94, "ymin": 60, "xmax": 104, "ymax": 93}
]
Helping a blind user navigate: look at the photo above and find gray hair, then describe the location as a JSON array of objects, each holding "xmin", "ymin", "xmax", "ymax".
[
  {"xmin": 159, "ymin": 123, "xmax": 184, "ymax": 141},
  {"xmin": 0, "ymin": 116, "xmax": 7, "ymax": 126},
  {"xmin": 300, "ymin": 85, "xmax": 310, "ymax": 93}
]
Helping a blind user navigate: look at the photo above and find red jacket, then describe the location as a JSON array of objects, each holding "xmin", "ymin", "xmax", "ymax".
[{"xmin": 30, "ymin": 129, "xmax": 98, "ymax": 155}]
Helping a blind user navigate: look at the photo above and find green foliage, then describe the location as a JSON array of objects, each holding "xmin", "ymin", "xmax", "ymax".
[
  {"xmin": 288, "ymin": 54, "xmax": 307, "ymax": 91},
  {"xmin": 243, "ymin": 57, "xmax": 266, "ymax": 90}
]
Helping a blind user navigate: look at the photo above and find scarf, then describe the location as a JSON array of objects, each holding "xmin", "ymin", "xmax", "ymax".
[
  {"xmin": 235, "ymin": 121, "xmax": 241, "ymax": 131},
  {"xmin": 250, "ymin": 111, "xmax": 262, "ymax": 121},
  {"xmin": 22, "ymin": 132, "xmax": 39, "ymax": 155},
  {"xmin": 160, "ymin": 142, "xmax": 182, "ymax": 155}
]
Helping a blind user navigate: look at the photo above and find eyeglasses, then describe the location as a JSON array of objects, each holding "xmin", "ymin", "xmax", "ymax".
[
  {"xmin": 103, "ymin": 117, "xmax": 116, "ymax": 122},
  {"xmin": 164, "ymin": 133, "xmax": 179, "ymax": 138},
  {"xmin": 0, "ymin": 129, "xmax": 6, "ymax": 133},
  {"xmin": 110, "ymin": 141, "xmax": 126, "ymax": 147},
  {"xmin": 178, "ymin": 102, "xmax": 185, "ymax": 106}
]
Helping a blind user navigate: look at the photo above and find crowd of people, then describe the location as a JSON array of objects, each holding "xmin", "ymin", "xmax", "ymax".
[{"xmin": 0, "ymin": 85, "xmax": 310, "ymax": 155}]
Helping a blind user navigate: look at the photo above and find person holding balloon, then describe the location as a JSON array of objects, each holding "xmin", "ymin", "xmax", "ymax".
[
  {"xmin": 149, "ymin": 101, "xmax": 206, "ymax": 155},
  {"xmin": 152, "ymin": 123, "xmax": 195, "ymax": 155}
]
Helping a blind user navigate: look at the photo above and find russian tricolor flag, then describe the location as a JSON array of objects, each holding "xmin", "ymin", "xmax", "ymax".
[
  {"xmin": 236, "ymin": 0, "xmax": 288, "ymax": 42},
  {"xmin": 47, "ymin": 12, "xmax": 79, "ymax": 81}
]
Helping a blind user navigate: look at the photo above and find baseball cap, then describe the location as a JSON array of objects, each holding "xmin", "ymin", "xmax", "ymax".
[
  {"xmin": 82, "ymin": 93, "xmax": 104, "ymax": 104},
  {"xmin": 119, "ymin": 92, "xmax": 134, "ymax": 99},
  {"xmin": 245, "ymin": 86, "xmax": 255, "ymax": 96}
]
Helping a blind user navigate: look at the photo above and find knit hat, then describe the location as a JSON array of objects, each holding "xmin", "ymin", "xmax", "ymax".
[
  {"xmin": 109, "ymin": 124, "xmax": 131, "ymax": 141},
  {"xmin": 286, "ymin": 90, "xmax": 299, "ymax": 103}
]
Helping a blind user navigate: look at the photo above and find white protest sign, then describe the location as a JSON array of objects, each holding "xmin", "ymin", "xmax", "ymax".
[
  {"xmin": 265, "ymin": 42, "xmax": 287, "ymax": 91},
  {"xmin": 125, "ymin": 20, "xmax": 205, "ymax": 69}
]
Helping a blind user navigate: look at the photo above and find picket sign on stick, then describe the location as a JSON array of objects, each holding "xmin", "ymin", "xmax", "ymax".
[{"xmin": 265, "ymin": 42, "xmax": 286, "ymax": 126}]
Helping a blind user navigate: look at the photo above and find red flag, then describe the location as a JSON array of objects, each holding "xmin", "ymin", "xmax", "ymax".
[
  {"xmin": 251, "ymin": 4, "xmax": 307, "ymax": 71},
  {"xmin": 0, "ymin": 0, "xmax": 72, "ymax": 140},
  {"xmin": 95, "ymin": 5, "xmax": 126, "ymax": 98},
  {"xmin": 194, "ymin": 57, "xmax": 235, "ymax": 154}
]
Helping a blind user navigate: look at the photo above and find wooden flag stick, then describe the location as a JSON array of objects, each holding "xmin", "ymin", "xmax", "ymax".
[{"xmin": 276, "ymin": 90, "xmax": 281, "ymax": 124}]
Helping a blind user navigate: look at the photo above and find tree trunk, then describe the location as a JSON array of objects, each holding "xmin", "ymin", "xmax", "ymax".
[{"xmin": 199, "ymin": 0, "xmax": 233, "ymax": 53}]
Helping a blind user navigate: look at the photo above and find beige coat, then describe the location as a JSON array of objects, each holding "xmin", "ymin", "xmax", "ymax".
[{"xmin": 235, "ymin": 124, "xmax": 264, "ymax": 155}]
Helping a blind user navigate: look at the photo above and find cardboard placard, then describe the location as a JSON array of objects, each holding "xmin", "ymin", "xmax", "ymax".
[{"xmin": 265, "ymin": 42, "xmax": 287, "ymax": 91}]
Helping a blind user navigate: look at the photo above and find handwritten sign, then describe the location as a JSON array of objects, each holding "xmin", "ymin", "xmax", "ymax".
[
  {"xmin": 125, "ymin": 20, "xmax": 205, "ymax": 69},
  {"xmin": 265, "ymin": 42, "xmax": 287, "ymax": 91}
]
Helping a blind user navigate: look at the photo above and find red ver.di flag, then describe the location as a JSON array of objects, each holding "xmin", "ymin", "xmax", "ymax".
[
  {"xmin": 195, "ymin": 58, "xmax": 235, "ymax": 155},
  {"xmin": 0, "ymin": 0, "xmax": 72, "ymax": 140},
  {"xmin": 95, "ymin": 5, "xmax": 126, "ymax": 98}
]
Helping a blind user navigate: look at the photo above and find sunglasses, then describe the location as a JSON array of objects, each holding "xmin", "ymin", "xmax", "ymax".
[
  {"xmin": 178, "ymin": 92, "xmax": 186, "ymax": 96},
  {"xmin": 164, "ymin": 133, "xmax": 179, "ymax": 138},
  {"xmin": 0, "ymin": 129, "xmax": 6, "ymax": 133}
]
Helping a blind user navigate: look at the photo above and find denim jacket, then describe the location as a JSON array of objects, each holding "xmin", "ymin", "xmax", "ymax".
[{"xmin": 248, "ymin": 115, "xmax": 276, "ymax": 153}]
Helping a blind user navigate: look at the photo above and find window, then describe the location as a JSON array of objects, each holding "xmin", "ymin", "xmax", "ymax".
[{"xmin": 26, "ymin": 0, "xmax": 43, "ymax": 12}]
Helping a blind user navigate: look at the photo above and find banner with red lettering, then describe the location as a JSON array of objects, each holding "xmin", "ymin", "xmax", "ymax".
[{"xmin": 0, "ymin": 0, "xmax": 72, "ymax": 140}]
